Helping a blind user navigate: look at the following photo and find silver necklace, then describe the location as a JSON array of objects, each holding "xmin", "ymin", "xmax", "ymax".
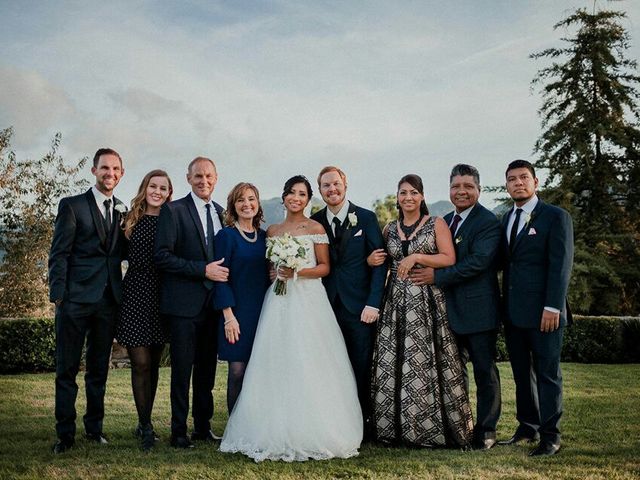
[{"xmin": 235, "ymin": 222, "xmax": 257, "ymax": 243}]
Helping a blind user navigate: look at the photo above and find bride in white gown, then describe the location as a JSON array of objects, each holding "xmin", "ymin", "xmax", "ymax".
[{"xmin": 220, "ymin": 175, "xmax": 363, "ymax": 462}]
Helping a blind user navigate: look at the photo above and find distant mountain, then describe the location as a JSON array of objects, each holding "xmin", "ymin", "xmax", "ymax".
[{"xmin": 428, "ymin": 200, "xmax": 453, "ymax": 217}]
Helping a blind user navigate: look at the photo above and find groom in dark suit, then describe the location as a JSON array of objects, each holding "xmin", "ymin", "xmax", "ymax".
[
  {"xmin": 48, "ymin": 148, "xmax": 126, "ymax": 453},
  {"xmin": 311, "ymin": 166, "xmax": 387, "ymax": 440},
  {"xmin": 411, "ymin": 164, "xmax": 502, "ymax": 450},
  {"xmin": 154, "ymin": 156, "xmax": 227, "ymax": 448},
  {"xmin": 499, "ymin": 159, "xmax": 573, "ymax": 456}
]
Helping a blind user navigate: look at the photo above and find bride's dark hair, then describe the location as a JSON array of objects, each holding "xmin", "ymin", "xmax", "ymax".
[{"xmin": 281, "ymin": 175, "xmax": 313, "ymax": 203}]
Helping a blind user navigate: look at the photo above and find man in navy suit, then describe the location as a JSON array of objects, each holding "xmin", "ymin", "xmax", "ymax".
[
  {"xmin": 311, "ymin": 166, "xmax": 387, "ymax": 440},
  {"xmin": 499, "ymin": 159, "xmax": 573, "ymax": 456},
  {"xmin": 410, "ymin": 164, "xmax": 502, "ymax": 450},
  {"xmin": 154, "ymin": 157, "xmax": 228, "ymax": 448},
  {"xmin": 49, "ymin": 148, "xmax": 126, "ymax": 453}
]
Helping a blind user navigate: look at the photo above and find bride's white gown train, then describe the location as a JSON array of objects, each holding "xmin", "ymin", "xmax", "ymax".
[{"xmin": 220, "ymin": 234, "xmax": 363, "ymax": 462}]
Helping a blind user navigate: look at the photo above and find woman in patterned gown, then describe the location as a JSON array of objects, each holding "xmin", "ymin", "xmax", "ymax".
[
  {"xmin": 116, "ymin": 170, "xmax": 172, "ymax": 451},
  {"xmin": 220, "ymin": 175, "xmax": 362, "ymax": 462},
  {"xmin": 371, "ymin": 174, "xmax": 473, "ymax": 447}
]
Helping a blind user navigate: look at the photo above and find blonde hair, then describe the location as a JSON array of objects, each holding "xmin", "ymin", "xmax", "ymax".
[{"xmin": 124, "ymin": 170, "xmax": 173, "ymax": 239}]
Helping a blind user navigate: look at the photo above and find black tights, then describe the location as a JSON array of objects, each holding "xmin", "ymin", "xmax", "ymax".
[
  {"xmin": 128, "ymin": 345, "xmax": 165, "ymax": 426},
  {"xmin": 227, "ymin": 361, "xmax": 247, "ymax": 413}
]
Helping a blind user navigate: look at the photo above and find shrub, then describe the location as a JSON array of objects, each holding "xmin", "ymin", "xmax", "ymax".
[
  {"xmin": 0, "ymin": 317, "xmax": 55, "ymax": 373},
  {"xmin": 0, "ymin": 316, "xmax": 638, "ymax": 374},
  {"xmin": 496, "ymin": 315, "xmax": 640, "ymax": 364}
]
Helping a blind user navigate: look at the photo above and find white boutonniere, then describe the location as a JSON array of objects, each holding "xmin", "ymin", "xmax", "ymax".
[
  {"xmin": 114, "ymin": 202, "xmax": 128, "ymax": 227},
  {"xmin": 524, "ymin": 212, "xmax": 532, "ymax": 226},
  {"xmin": 455, "ymin": 236, "xmax": 462, "ymax": 244},
  {"xmin": 348, "ymin": 212, "xmax": 358, "ymax": 227},
  {"xmin": 114, "ymin": 202, "xmax": 128, "ymax": 214}
]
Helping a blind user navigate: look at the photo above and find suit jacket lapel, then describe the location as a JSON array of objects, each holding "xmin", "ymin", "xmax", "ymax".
[
  {"xmin": 107, "ymin": 197, "xmax": 124, "ymax": 254},
  {"xmin": 186, "ymin": 194, "xmax": 208, "ymax": 256},
  {"xmin": 337, "ymin": 202, "xmax": 356, "ymax": 258},
  {"xmin": 455, "ymin": 205, "xmax": 480, "ymax": 240},
  {"xmin": 86, "ymin": 190, "xmax": 107, "ymax": 249},
  {"xmin": 317, "ymin": 207, "xmax": 339, "ymax": 263},
  {"xmin": 512, "ymin": 200, "xmax": 543, "ymax": 252}
]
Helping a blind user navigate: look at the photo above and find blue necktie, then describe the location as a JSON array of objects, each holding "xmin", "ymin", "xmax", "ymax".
[
  {"xmin": 205, "ymin": 204, "xmax": 215, "ymax": 261},
  {"xmin": 509, "ymin": 208, "xmax": 523, "ymax": 252}
]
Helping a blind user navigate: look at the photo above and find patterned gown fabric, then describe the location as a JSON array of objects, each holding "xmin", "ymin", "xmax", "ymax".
[
  {"xmin": 371, "ymin": 217, "xmax": 473, "ymax": 447},
  {"xmin": 116, "ymin": 215, "xmax": 168, "ymax": 347}
]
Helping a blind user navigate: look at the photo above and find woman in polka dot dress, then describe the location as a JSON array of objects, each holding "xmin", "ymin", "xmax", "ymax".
[{"xmin": 116, "ymin": 169, "xmax": 173, "ymax": 451}]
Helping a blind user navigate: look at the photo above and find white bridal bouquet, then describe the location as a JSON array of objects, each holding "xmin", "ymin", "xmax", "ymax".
[{"xmin": 266, "ymin": 233, "xmax": 308, "ymax": 295}]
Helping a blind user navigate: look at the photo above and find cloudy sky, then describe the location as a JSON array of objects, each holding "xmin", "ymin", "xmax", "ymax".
[{"xmin": 1, "ymin": 0, "xmax": 639, "ymax": 209}]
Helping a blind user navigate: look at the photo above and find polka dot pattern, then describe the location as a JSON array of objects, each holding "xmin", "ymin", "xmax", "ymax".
[{"xmin": 116, "ymin": 214, "xmax": 169, "ymax": 347}]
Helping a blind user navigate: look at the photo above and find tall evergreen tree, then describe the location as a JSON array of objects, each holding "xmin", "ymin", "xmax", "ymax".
[{"xmin": 531, "ymin": 5, "xmax": 640, "ymax": 314}]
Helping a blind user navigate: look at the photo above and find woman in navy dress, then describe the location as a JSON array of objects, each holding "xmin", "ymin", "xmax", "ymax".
[
  {"xmin": 213, "ymin": 182, "xmax": 270, "ymax": 413},
  {"xmin": 117, "ymin": 169, "xmax": 172, "ymax": 450}
]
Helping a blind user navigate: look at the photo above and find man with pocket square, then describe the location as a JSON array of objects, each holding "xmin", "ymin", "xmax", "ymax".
[
  {"xmin": 498, "ymin": 159, "xmax": 574, "ymax": 456},
  {"xmin": 311, "ymin": 166, "xmax": 387, "ymax": 440}
]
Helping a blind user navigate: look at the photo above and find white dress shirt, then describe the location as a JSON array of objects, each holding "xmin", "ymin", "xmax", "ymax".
[
  {"xmin": 91, "ymin": 186, "xmax": 113, "ymax": 220},
  {"xmin": 190, "ymin": 191, "xmax": 223, "ymax": 240},
  {"xmin": 326, "ymin": 201, "xmax": 350, "ymax": 235},
  {"xmin": 506, "ymin": 195, "xmax": 538, "ymax": 243}
]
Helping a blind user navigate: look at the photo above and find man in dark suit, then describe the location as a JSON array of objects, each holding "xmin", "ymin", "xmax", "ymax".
[
  {"xmin": 154, "ymin": 156, "xmax": 227, "ymax": 448},
  {"xmin": 499, "ymin": 159, "xmax": 573, "ymax": 456},
  {"xmin": 311, "ymin": 166, "xmax": 387, "ymax": 440},
  {"xmin": 48, "ymin": 148, "xmax": 126, "ymax": 454},
  {"xmin": 410, "ymin": 164, "xmax": 502, "ymax": 450}
]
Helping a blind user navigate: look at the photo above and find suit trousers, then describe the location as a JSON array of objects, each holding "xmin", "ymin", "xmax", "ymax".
[
  {"xmin": 454, "ymin": 329, "xmax": 501, "ymax": 439},
  {"xmin": 54, "ymin": 290, "xmax": 117, "ymax": 439},
  {"xmin": 168, "ymin": 307, "xmax": 219, "ymax": 437},
  {"xmin": 331, "ymin": 296, "xmax": 375, "ymax": 429},
  {"xmin": 505, "ymin": 323, "xmax": 564, "ymax": 444}
]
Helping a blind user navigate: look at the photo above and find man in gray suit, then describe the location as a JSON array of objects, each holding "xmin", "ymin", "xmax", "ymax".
[
  {"xmin": 411, "ymin": 164, "xmax": 502, "ymax": 450},
  {"xmin": 499, "ymin": 159, "xmax": 573, "ymax": 457}
]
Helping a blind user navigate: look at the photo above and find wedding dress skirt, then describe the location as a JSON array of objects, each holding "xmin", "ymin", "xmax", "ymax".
[{"xmin": 220, "ymin": 234, "xmax": 363, "ymax": 462}]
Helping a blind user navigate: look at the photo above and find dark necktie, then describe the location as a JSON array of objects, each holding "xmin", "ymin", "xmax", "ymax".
[
  {"xmin": 509, "ymin": 208, "xmax": 523, "ymax": 251},
  {"xmin": 332, "ymin": 217, "xmax": 343, "ymax": 243},
  {"xmin": 449, "ymin": 214, "xmax": 462, "ymax": 237},
  {"xmin": 205, "ymin": 203, "xmax": 215, "ymax": 261},
  {"xmin": 103, "ymin": 199, "xmax": 112, "ymax": 233}
]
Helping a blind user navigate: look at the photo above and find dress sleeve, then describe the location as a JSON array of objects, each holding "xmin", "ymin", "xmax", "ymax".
[
  {"xmin": 212, "ymin": 228, "xmax": 236, "ymax": 310},
  {"xmin": 310, "ymin": 233, "xmax": 329, "ymax": 244}
]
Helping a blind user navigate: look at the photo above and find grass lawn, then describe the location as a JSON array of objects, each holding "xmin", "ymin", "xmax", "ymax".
[{"xmin": 0, "ymin": 362, "xmax": 638, "ymax": 479}]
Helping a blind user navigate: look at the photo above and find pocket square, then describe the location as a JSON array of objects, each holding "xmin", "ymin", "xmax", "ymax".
[
  {"xmin": 354, "ymin": 229, "xmax": 363, "ymax": 237},
  {"xmin": 528, "ymin": 227, "xmax": 537, "ymax": 235}
]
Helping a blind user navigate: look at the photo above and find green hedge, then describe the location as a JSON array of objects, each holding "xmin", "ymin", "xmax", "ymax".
[
  {"xmin": 496, "ymin": 315, "xmax": 640, "ymax": 363},
  {"xmin": 0, "ymin": 315, "xmax": 638, "ymax": 374},
  {"xmin": 0, "ymin": 317, "xmax": 55, "ymax": 373}
]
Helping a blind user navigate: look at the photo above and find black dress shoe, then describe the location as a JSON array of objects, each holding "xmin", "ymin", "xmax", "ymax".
[
  {"xmin": 135, "ymin": 423, "xmax": 160, "ymax": 442},
  {"xmin": 170, "ymin": 435, "xmax": 195, "ymax": 449},
  {"xmin": 85, "ymin": 432, "xmax": 109, "ymax": 444},
  {"xmin": 472, "ymin": 437, "xmax": 497, "ymax": 450},
  {"xmin": 498, "ymin": 432, "xmax": 540, "ymax": 445},
  {"xmin": 190, "ymin": 430, "xmax": 222, "ymax": 442},
  {"xmin": 52, "ymin": 438, "xmax": 74, "ymax": 454},
  {"xmin": 529, "ymin": 441, "xmax": 561, "ymax": 456},
  {"xmin": 139, "ymin": 424, "xmax": 155, "ymax": 451}
]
